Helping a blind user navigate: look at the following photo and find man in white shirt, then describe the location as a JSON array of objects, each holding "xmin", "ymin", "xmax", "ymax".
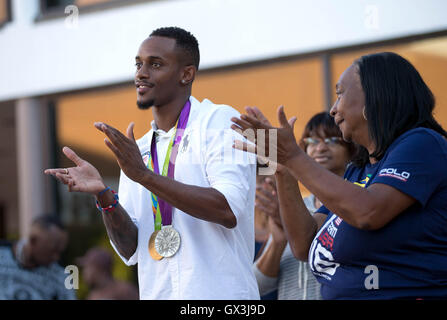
[{"xmin": 45, "ymin": 27, "xmax": 259, "ymax": 299}]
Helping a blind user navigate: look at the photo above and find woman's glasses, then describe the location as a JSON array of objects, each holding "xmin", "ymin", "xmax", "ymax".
[{"xmin": 303, "ymin": 137, "xmax": 343, "ymax": 147}]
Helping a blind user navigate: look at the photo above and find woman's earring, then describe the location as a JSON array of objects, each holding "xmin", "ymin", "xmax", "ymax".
[{"xmin": 363, "ymin": 106, "xmax": 368, "ymax": 121}]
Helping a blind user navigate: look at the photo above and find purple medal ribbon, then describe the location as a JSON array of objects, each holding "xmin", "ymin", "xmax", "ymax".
[{"xmin": 150, "ymin": 100, "xmax": 191, "ymax": 226}]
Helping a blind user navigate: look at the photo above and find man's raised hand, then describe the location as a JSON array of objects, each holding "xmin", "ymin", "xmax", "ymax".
[
  {"xmin": 94, "ymin": 122, "xmax": 148, "ymax": 183},
  {"xmin": 44, "ymin": 146, "xmax": 106, "ymax": 195},
  {"xmin": 231, "ymin": 106, "xmax": 301, "ymax": 167}
]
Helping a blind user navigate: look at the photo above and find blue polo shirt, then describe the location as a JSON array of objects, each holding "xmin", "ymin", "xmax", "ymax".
[{"xmin": 309, "ymin": 127, "xmax": 447, "ymax": 299}]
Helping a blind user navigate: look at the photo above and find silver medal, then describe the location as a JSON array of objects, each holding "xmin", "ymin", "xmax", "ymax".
[{"xmin": 154, "ymin": 225, "xmax": 181, "ymax": 258}]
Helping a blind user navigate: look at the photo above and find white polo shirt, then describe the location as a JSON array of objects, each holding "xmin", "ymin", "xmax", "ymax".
[{"xmin": 112, "ymin": 96, "xmax": 259, "ymax": 299}]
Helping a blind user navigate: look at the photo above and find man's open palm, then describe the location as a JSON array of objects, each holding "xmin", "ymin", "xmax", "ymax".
[{"xmin": 44, "ymin": 147, "xmax": 105, "ymax": 195}]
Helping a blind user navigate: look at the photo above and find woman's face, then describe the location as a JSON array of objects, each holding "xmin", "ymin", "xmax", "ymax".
[
  {"xmin": 304, "ymin": 128, "xmax": 352, "ymax": 176},
  {"xmin": 329, "ymin": 64, "xmax": 368, "ymax": 146}
]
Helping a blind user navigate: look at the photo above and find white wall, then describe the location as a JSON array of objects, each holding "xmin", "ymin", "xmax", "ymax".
[{"xmin": 0, "ymin": 0, "xmax": 446, "ymax": 101}]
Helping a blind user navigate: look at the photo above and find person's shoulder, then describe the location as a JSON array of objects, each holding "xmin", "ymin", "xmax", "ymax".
[
  {"xmin": 417, "ymin": 128, "xmax": 447, "ymax": 148},
  {"xmin": 0, "ymin": 240, "xmax": 12, "ymax": 258},
  {"xmin": 114, "ymin": 280, "xmax": 138, "ymax": 291},
  {"xmin": 396, "ymin": 127, "xmax": 445, "ymax": 144},
  {"xmin": 191, "ymin": 96, "xmax": 240, "ymax": 127},
  {"xmin": 0, "ymin": 240, "xmax": 12, "ymax": 248},
  {"xmin": 390, "ymin": 127, "xmax": 447, "ymax": 154},
  {"xmin": 46, "ymin": 262, "xmax": 67, "ymax": 278},
  {"xmin": 99, "ymin": 281, "xmax": 139, "ymax": 300},
  {"xmin": 115, "ymin": 281, "xmax": 139, "ymax": 299},
  {"xmin": 191, "ymin": 96, "xmax": 238, "ymax": 112}
]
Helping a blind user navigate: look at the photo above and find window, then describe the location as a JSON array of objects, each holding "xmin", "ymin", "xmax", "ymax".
[
  {"xmin": 39, "ymin": 0, "xmax": 138, "ymax": 18},
  {"xmin": 75, "ymin": 0, "xmax": 116, "ymax": 6},
  {"xmin": 41, "ymin": 0, "xmax": 74, "ymax": 13}
]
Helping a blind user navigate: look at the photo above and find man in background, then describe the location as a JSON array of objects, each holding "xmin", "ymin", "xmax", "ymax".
[
  {"xmin": 0, "ymin": 214, "xmax": 76, "ymax": 300},
  {"xmin": 77, "ymin": 247, "xmax": 138, "ymax": 300}
]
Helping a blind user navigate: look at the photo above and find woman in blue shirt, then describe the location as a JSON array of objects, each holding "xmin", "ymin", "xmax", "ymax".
[{"xmin": 231, "ymin": 52, "xmax": 447, "ymax": 299}]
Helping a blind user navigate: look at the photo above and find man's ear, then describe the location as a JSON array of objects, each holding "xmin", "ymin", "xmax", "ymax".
[{"xmin": 180, "ymin": 65, "xmax": 196, "ymax": 85}]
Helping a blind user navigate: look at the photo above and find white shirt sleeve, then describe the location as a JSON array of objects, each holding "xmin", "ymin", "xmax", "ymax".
[
  {"xmin": 111, "ymin": 170, "xmax": 139, "ymax": 266},
  {"xmin": 202, "ymin": 106, "xmax": 256, "ymax": 222}
]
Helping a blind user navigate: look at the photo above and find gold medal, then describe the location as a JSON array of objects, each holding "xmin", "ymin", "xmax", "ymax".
[
  {"xmin": 148, "ymin": 230, "xmax": 163, "ymax": 260},
  {"xmin": 154, "ymin": 225, "xmax": 181, "ymax": 258}
]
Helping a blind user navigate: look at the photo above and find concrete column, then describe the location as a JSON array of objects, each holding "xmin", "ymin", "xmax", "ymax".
[
  {"xmin": 321, "ymin": 53, "xmax": 333, "ymax": 111},
  {"xmin": 11, "ymin": 0, "xmax": 40, "ymax": 26},
  {"xmin": 15, "ymin": 98, "xmax": 52, "ymax": 238}
]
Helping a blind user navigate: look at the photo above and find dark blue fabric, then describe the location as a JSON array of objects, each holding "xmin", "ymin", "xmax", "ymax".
[
  {"xmin": 310, "ymin": 128, "xmax": 447, "ymax": 299},
  {"xmin": 254, "ymin": 241, "xmax": 278, "ymax": 300}
]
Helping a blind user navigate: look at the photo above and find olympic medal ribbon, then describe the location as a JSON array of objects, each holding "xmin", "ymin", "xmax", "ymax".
[{"xmin": 147, "ymin": 100, "xmax": 191, "ymax": 227}]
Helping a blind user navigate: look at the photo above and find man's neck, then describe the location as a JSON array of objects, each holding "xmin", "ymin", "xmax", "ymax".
[{"xmin": 152, "ymin": 95, "xmax": 190, "ymax": 132}]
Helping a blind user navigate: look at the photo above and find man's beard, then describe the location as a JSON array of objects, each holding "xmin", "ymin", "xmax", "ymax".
[{"xmin": 137, "ymin": 99, "xmax": 155, "ymax": 110}]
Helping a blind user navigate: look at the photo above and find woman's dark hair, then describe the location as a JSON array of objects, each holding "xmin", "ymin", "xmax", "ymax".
[
  {"xmin": 353, "ymin": 52, "xmax": 447, "ymax": 167},
  {"xmin": 299, "ymin": 111, "xmax": 357, "ymax": 159}
]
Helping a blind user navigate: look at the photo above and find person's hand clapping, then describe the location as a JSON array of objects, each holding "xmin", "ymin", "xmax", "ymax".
[
  {"xmin": 256, "ymin": 177, "xmax": 287, "ymax": 245},
  {"xmin": 268, "ymin": 217, "xmax": 288, "ymax": 246},
  {"xmin": 94, "ymin": 122, "xmax": 148, "ymax": 184},
  {"xmin": 256, "ymin": 177, "xmax": 281, "ymax": 225},
  {"xmin": 231, "ymin": 106, "xmax": 301, "ymax": 168},
  {"xmin": 44, "ymin": 147, "xmax": 106, "ymax": 195}
]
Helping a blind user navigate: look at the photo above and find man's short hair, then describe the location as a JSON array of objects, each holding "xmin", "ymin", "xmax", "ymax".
[
  {"xmin": 150, "ymin": 26, "xmax": 200, "ymax": 69},
  {"xmin": 32, "ymin": 214, "xmax": 65, "ymax": 231}
]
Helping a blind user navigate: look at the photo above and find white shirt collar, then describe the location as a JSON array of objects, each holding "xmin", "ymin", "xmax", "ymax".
[
  {"xmin": 150, "ymin": 120, "xmax": 176, "ymax": 138},
  {"xmin": 150, "ymin": 96, "xmax": 197, "ymax": 137}
]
